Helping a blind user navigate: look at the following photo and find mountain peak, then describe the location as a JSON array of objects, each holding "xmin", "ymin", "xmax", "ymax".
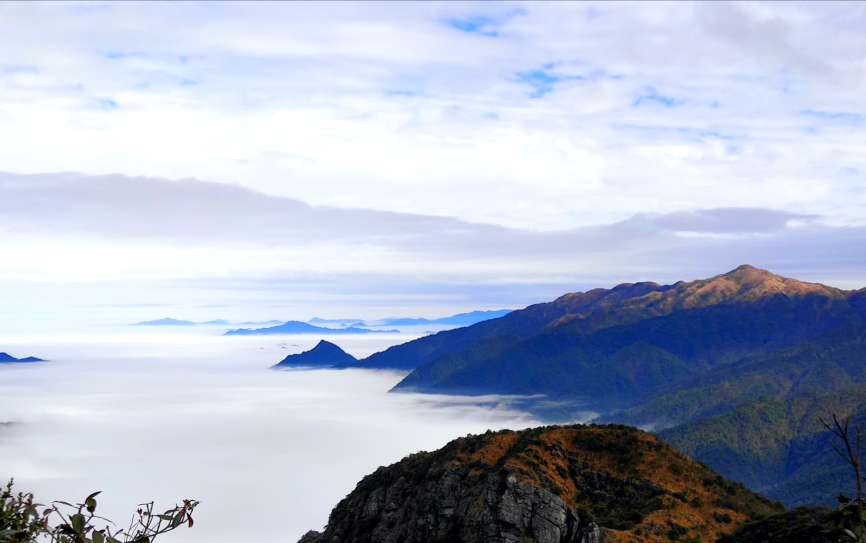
[
  {"xmin": 311, "ymin": 339, "xmax": 342, "ymax": 352},
  {"xmin": 723, "ymin": 264, "xmax": 776, "ymax": 281},
  {"xmin": 728, "ymin": 263, "xmax": 767, "ymax": 274},
  {"xmin": 272, "ymin": 340, "xmax": 357, "ymax": 369},
  {"xmin": 698, "ymin": 265, "xmax": 843, "ymax": 303}
]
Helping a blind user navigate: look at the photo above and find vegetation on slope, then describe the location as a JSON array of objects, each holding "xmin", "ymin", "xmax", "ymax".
[
  {"xmin": 608, "ymin": 327, "xmax": 866, "ymax": 505},
  {"xmin": 300, "ymin": 425, "xmax": 783, "ymax": 543}
]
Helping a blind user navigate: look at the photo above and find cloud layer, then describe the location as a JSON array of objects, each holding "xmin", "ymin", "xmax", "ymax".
[
  {"xmin": 1, "ymin": 3, "xmax": 865, "ymax": 324},
  {"xmin": 1, "ymin": 171, "xmax": 864, "ymax": 290},
  {"xmin": 1, "ymin": 2, "xmax": 864, "ymax": 231},
  {"xmin": 0, "ymin": 335, "xmax": 542, "ymax": 543}
]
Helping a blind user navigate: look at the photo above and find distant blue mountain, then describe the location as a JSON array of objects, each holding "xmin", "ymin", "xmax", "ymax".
[
  {"xmin": 135, "ymin": 318, "xmax": 197, "ymax": 326},
  {"xmin": 134, "ymin": 318, "xmax": 273, "ymax": 326},
  {"xmin": 0, "ymin": 352, "xmax": 44, "ymax": 363},
  {"xmin": 225, "ymin": 320, "xmax": 398, "ymax": 336},
  {"xmin": 308, "ymin": 317, "xmax": 365, "ymax": 327},
  {"xmin": 378, "ymin": 309, "xmax": 512, "ymax": 327},
  {"xmin": 139, "ymin": 312, "xmax": 510, "ymax": 330},
  {"xmin": 272, "ymin": 340, "xmax": 358, "ymax": 368},
  {"xmin": 237, "ymin": 320, "xmax": 283, "ymax": 326}
]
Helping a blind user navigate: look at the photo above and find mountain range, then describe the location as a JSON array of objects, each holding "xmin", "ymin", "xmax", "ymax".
[
  {"xmin": 135, "ymin": 318, "xmax": 279, "ymax": 326},
  {"xmin": 136, "ymin": 310, "xmax": 510, "ymax": 331},
  {"xmin": 317, "ymin": 265, "xmax": 866, "ymax": 506},
  {"xmin": 371, "ymin": 309, "xmax": 513, "ymax": 327},
  {"xmin": 307, "ymin": 317, "xmax": 365, "ymax": 327},
  {"xmin": 307, "ymin": 310, "xmax": 513, "ymax": 328},
  {"xmin": 225, "ymin": 320, "xmax": 398, "ymax": 336}
]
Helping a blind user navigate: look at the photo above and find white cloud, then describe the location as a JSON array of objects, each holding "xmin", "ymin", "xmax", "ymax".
[
  {"xmin": 0, "ymin": 335, "xmax": 543, "ymax": 542},
  {"xmin": 0, "ymin": 2, "xmax": 864, "ymax": 230},
  {"xmin": 0, "ymin": 4, "xmax": 865, "ymax": 326},
  {"xmin": 0, "ymin": 171, "xmax": 864, "ymax": 290}
]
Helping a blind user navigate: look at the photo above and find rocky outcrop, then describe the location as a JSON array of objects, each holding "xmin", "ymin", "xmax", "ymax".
[
  {"xmin": 298, "ymin": 425, "xmax": 781, "ymax": 543},
  {"xmin": 302, "ymin": 469, "xmax": 600, "ymax": 543}
]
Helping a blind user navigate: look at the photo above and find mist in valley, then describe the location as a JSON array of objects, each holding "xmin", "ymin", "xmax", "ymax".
[{"xmin": 0, "ymin": 333, "xmax": 546, "ymax": 542}]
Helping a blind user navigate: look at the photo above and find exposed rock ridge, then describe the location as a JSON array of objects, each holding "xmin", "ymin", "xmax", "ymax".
[{"xmin": 297, "ymin": 425, "xmax": 781, "ymax": 543}]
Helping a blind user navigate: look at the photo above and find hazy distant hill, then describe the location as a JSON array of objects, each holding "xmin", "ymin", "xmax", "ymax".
[
  {"xmin": 134, "ymin": 317, "xmax": 235, "ymax": 326},
  {"xmin": 0, "ymin": 352, "xmax": 44, "ymax": 363},
  {"xmin": 135, "ymin": 317, "xmax": 197, "ymax": 326},
  {"xmin": 306, "ymin": 309, "xmax": 512, "ymax": 329},
  {"xmin": 307, "ymin": 317, "xmax": 365, "ymax": 327},
  {"xmin": 376, "ymin": 309, "xmax": 513, "ymax": 327},
  {"xmin": 338, "ymin": 265, "xmax": 866, "ymax": 506},
  {"xmin": 298, "ymin": 424, "xmax": 783, "ymax": 543},
  {"xmin": 225, "ymin": 320, "xmax": 398, "ymax": 336},
  {"xmin": 272, "ymin": 340, "xmax": 357, "ymax": 368}
]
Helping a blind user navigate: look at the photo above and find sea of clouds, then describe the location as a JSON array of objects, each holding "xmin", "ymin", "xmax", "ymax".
[{"xmin": 0, "ymin": 331, "xmax": 547, "ymax": 542}]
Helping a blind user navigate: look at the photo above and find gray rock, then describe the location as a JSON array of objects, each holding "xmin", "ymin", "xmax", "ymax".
[{"xmin": 300, "ymin": 463, "xmax": 601, "ymax": 543}]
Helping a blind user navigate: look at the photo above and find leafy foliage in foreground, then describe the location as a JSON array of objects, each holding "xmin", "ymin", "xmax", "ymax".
[{"xmin": 0, "ymin": 480, "xmax": 197, "ymax": 543}]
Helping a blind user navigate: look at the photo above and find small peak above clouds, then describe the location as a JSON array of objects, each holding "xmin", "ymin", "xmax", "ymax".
[{"xmin": 272, "ymin": 340, "xmax": 357, "ymax": 369}]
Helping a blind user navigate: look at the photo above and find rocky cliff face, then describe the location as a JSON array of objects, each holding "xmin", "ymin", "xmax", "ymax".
[
  {"xmin": 301, "ymin": 468, "xmax": 600, "ymax": 543},
  {"xmin": 298, "ymin": 425, "xmax": 782, "ymax": 543}
]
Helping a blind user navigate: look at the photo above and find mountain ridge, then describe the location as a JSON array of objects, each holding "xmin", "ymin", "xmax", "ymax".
[
  {"xmin": 389, "ymin": 265, "xmax": 864, "ymax": 403},
  {"xmin": 225, "ymin": 320, "xmax": 398, "ymax": 336},
  {"xmin": 298, "ymin": 424, "xmax": 783, "ymax": 543},
  {"xmin": 358, "ymin": 265, "xmax": 854, "ymax": 373}
]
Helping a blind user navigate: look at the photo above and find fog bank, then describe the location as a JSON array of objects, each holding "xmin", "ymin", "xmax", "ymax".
[{"xmin": 0, "ymin": 333, "xmax": 546, "ymax": 542}]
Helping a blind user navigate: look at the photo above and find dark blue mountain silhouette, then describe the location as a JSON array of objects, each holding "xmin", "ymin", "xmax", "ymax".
[
  {"xmin": 272, "ymin": 340, "xmax": 358, "ymax": 369},
  {"xmin": 0, "ymin": 352, "xmax": 44, "ymax": 363}
]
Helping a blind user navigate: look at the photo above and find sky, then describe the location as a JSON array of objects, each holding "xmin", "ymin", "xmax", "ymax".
[{"xmin": 1, "ymin": 1, "xmax": 866, "ymax": 327}]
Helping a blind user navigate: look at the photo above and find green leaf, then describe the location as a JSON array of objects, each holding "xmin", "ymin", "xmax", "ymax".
[
  {"xmin": 85, "ymin": 492, "xmax": 101, "ymax": 514},
  {"xmin": 93, "ymin": 531, "xmax": 105, "ymax": 543}
]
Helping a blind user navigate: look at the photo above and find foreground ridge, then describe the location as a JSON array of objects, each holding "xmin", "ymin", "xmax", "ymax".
[{"xmin": 298, "ymin": 424, "xmax": 782, "ymax": 543}]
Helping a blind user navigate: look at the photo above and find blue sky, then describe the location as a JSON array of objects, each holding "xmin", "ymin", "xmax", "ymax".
[{"xmin": 0, "ymin": 1, "xmax": 865, "ymax": 326}]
